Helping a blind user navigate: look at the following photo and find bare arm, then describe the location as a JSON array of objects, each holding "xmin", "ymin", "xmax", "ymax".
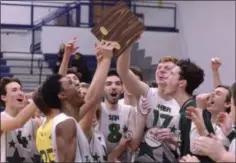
[
  {"xmin": 130, "ymin": 96, "xmax": 152, "ymax": 150},
  {"xmin": 108, "ymin": 144, "xmax": 126, "ymax": 162},
  {"xmin": 1, "ymin": 102, "xmax": 37, "ymax": 132},
  {"xmin": 58, "ymin": 37, "xmax": 79, "ymax": 76},
  {"xmin": 211, "ymin": 58, "xmax": 222, "ymax": 88},
  {"xmin": 78, "ymin": 41, "xmax": 114, "ymax": 121},
  {"xmin": 218, "ymin": 151, "xmax": 236, "ymax": 162},
  {"xmin": 117, "ymin": 45, "xmax": 149, "ymax": 99},
  {"xmin": 79, "ymin": 59, "xmax": 111, "ymax": 120},
  {"xmin": 130, "ymin": 108, "xmax": 148, "ymax": 150},
  {"xmin": 56, "ymin": 119, "xmax": 77, "ymax": 162},
  {"xmin": 58, "ymin": 51, "xmax": 70, "ymax": 76}
]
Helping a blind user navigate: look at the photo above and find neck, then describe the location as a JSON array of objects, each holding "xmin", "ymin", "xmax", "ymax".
[
  {"xmin": 45, "ymin": 109, "xmax": 60, "ymax": 120},
  {"xmin": 124, "ymin": 93, "xmax": 137, "ymax": 107},
  {"xmin": 4, "ymin": 106, "xmax": 20, "ymax": 117},
  {"xmin": 104, "ymin": 100, "xmax": 118, "ymax": 110},
  {"xmin": 172, "ymin": 91, "xmax": 192, "ymax": 107},
  {"xmin": 158, "ymin": 86, "xmax": 172, "ymax": 100},
  {"xmin": 211, "ymin": 112, "xmax": 218, "ymax": 124},
  {"xmin": 62, "ymin": 103, "xmax": 76, "ymax": 117}
]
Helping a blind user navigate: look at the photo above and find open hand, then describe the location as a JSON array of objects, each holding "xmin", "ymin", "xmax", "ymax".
[
  {"xmin": 95, "ymin": 40, "xmax": 117, "ymax": 61},
  {"xmin": 216, "ymin": 112, "xmax": 233, "ymax": 136},
  {"xmin": 192, "ymin": 134, "xmax": 226, "ymax": 161},
  {"xmin": 196, "ymin": 93, "xmax": 211, "ymax": 109}
]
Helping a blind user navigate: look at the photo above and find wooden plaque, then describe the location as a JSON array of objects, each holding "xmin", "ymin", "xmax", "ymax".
[{"xmin": 91, "ymin": 1, "xmax": 145, "ymax": 57}]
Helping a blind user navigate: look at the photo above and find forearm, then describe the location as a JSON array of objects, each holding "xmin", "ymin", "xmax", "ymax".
[
  {"xmin": 1, "ymin": 102, "xmax": 37, "ymax": 131},
  {"xmin": 108, "ymin": 144, "xmax": 126, "ymax": 162},
  {"xmin": 58, "ymin": 54, "xmax": 70, "ymax": 76},
  {"xmin": 19, "ymin": 102, "xmax": 38, "ymax": 123},
  {"xmin": 131, "ymin": 112, "xmax": 147, "ymax": 150},
  {"xmin": 79, "ymin": 104, "xmax": 99, "ymax": 137},
  {"xmin": 117, "ymin": 49, "xmax": 148, "ymax": 99},
  {"xmin": 212, "ymin": 70, "xmax": 222, "ymax": 88},
  {"xmin": 85, "ymin": 59, "xmax": 111, "ymax": 102},
  {"xmin": 217, "ymin": 150, "xmax": 235, "ymax": 162}
]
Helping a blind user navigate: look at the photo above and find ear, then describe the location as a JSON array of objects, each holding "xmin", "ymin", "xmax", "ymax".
[
  {"xmin": 224, "ymin": 101, "xmax": 231, "ymax": 109},
  {"xmin": 58, "ymin": 92, "xmax": 66, "ymax": 100},
  {"xmin": 179, "ymin": 80, "xmax": 187, "ymax": 89},
  {"xmin": 120, "ymin": 86, "xmax": 124, "ymax": 94},
  {"xmin": 1, "ymin": 95, "xmax": 6, "ymax": 103}
]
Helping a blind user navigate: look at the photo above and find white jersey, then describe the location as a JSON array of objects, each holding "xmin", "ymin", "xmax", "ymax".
[
  {"xmin": 1, "ymin": 131, "xmax": 6, "ymax": 162},
  {"xmin": 146, "ymin": 88, "xmax": 180, "ymax": 128},
  {"xmin": 118, "ymin": 99, "xmax": 124, "ymax": 105},
  {"xmin": 134, "ymin": 87, "xmax": 180, "ymax": 163},
  {"xmin": 1, "ymin": 112, "xmax": 41, "ymax": 163},
  {"xmin": 52, "ymin": 113, "xmax": 93, "ymax": 162},
  {"xmin": 99, "ymin": 102, "xmax": 134, "ymax": 160},
  {"xmin": 229, "ymin": 139, "xmax": 235, "ymax": 154},
  {"xmin": 190, "ymin": 122, "xmax": 230, "ymax": 155},
  {"xmin": 90, "ymin": 130, "xmax": 108, "ymax": 162}
]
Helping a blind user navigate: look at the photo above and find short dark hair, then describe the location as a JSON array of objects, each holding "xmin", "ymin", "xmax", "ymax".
[
  {"xmin": 177, "ymin": 59, "xmax": 204, "ymax": 95},
  {"xmin": 40, "ymin": 74, "xmax": 63, "ymax": 114},
  {"xmin": 231, "ymin": 82, "xmax": 236, "ymax": 106},
  {"xmin": 130, "ymin": 66, "xmax": 143, "ymax": 81},
  {"xmin": 67, "ymin": 67, "xmax": 82, "ymax": 80},
  {"xmin": 0, "ymin": 77, "xmax": 22, "ymax": 107},
  {"xmin": 107, "ymin": 69, "xmax": 120, "ymax": 78},
  {"xmin": 217, "ymin": 85, "xmax": 232, "ymax": 113}
]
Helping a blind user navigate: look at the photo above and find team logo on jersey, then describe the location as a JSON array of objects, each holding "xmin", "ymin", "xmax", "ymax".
[{"xmin": 144, "ymin": 127, "xmax": 162, "ymax": 148}]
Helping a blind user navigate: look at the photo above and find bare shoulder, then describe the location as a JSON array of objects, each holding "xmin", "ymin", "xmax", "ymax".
[{"xmin": 55, "ymin": 118, "xmax": 77, "ymax": 138}]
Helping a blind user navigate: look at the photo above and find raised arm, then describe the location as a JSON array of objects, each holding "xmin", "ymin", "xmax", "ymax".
[
  {"xmin": 78, "ymin": 41, "xmax": 115, "ymax": 127},
  {"xmin": 211, "ymin": 58, "xmax": 222, "ymax": 88},
  {"xmin": 117, "ymin": 45, "xmax": 149, "ymax": 99},
  {"xmin": 130, "ymin": 96, "xmax": 152, "ymax": 150},
  {"xmin": 58, "ymin": 37, "xmax": 79, "ymax": 76},
  {"xmin": 1, "ymin": 102, "xmax": 37, "ymax": 132},
  {"xmin": 56, "ymin": 119, "xmax": 77, "ymax": 162}
]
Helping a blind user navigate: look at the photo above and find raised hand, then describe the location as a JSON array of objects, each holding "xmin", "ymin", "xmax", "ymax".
[
  {"xmin": 64, "ymin": 37, "xmax": 79, "ymax": 59},
  {"xmin": 216, "ymin": 112, "xmax": 233, "ymax": 136},
  {"xmin": 186, "ymin": 107, "xmax": 206, "ymax": 136},
  {"xmin": 96, "ymin": 40, "xmax": 117, "ymax": 60},
  {"xmin": 196, "ymin": 93, "xmax": 211, "ymax": 109},
  {"xmin": 211, "ymin": 57, "xmax": 221, "ymax": 71},
  {"xmin": 138, "ymin": 95, "xmax": 152, "ymax": 115},
  {"xmin": 94, "ymin": 42, "xmax": 103, "ymax": 64}
]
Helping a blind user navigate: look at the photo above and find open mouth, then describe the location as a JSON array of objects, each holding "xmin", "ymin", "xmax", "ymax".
[
  {"xmin": 211, "ymin": 100, "xmax": 215, "ymax": 105},
  {"xmin": 110, "ymin": 92, "xmax": 117, "ymax": 97},
  {"xmin": 17, "ymin": 99, "xmax": 23, "ymax": 102}
]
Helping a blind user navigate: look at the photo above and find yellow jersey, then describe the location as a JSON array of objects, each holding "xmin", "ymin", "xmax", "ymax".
[{"xmin": 36, "ymin": 118, "xmax": 55, "ymax": 163}]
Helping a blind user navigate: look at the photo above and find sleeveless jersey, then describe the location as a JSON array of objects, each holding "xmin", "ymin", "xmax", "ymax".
[
  {"xmin": 36, "ymin": 118, "xmax": 55, "ymax": 163},
  {"xmin": 134, "ymin": 88, "xmax": 180, "ymax": 163},
  {"xmin": 1, "ymin": 131, "xmax": 6, "ymax": 162},
  {"xmin": 1, "ymin": 111, "xmax": 41, "ymax": 163},
  {"xmin": 51, "ymin": 113, "xmax": 93, "ymax": 162},
  {"xmin": 90, "ymin": 130, "xmax": 108, "ymax": 162},
  {"xmin": 99, "ymin": 102, "xmax": 133, "ymax": 161}
]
